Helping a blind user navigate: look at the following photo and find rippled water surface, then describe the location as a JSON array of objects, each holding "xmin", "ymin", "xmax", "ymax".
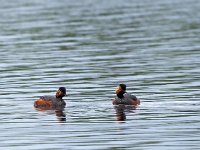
[{"xmin": 1, "ymin": 0, "xmax": 200, "ymax": 149}]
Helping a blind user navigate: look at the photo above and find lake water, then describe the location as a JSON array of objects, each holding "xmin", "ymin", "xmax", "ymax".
[{"xmin": 0, "ymin": 0, "xmax": 200, "ymax": 149}]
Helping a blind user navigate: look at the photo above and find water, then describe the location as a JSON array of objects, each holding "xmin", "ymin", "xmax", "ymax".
[{"xmin": 0, "ymin": 0, "xmax": 200, "ymax": 149}]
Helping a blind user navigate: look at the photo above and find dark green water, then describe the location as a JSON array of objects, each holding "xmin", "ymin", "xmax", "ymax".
[{"xmin": 0, "ymin": 0, "xmax": 200, "ymax": 149}]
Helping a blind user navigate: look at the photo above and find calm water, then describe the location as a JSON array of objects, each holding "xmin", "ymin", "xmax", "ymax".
[{"xmin": 0, "ymin": 0, "xmax": 200, "ymax": 149}]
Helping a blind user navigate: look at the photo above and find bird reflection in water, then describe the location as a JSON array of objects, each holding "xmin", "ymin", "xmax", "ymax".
[
  {"xmin": 34, "ymin": 104, "xmax": 66, "ymax": 123},
  {"xmin": 114, "ymin": 104, "xmax": 136, "ymax": 121},
  {"xmin": 55, "ymin": 109, "xmax": 66, "ymax": 122}
]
